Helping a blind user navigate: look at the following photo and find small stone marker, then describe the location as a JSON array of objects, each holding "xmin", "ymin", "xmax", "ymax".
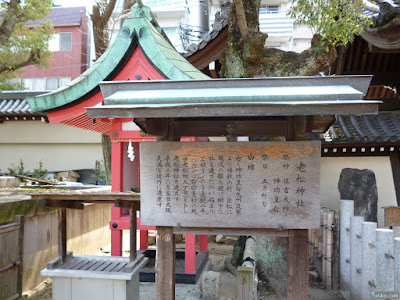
[{"xmin": 201, "ymin": 271, "xmax": 221, "ymax": 300}]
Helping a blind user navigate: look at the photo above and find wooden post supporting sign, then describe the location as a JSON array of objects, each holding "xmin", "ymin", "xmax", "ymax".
[
  {"xmin": 156, "ymin": 226, "xmax": 176, "ymax": 300},
  {"xmin": 156, "ymin": 128, "xmax": 177, "ymax": 300},
  {"xmin": 287, "ymin": 116, "xmax": 311, "ymax": 300},
  {"xmin": 288, "ymin": 229, "xmax": 309, "ymax": 300},
  {"xmin": 58, "ymin": 208, "xmax": 67, "ymax": 263}
]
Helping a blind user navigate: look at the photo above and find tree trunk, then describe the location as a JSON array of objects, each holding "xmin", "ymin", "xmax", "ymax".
[
  {"xmin": 220, "ymin": 1, "xmax": 337, "ymax": 296},
  {"xmin": 220, "ymin": 0, "xmax": 337, "ymax": 78},
  {"xmin": 101, "ymin": 133, "xmax": 112, "ymax": 185}
]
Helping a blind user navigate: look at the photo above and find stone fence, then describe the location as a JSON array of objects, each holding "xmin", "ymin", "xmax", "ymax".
[{"xmin": 339, "ymin": 199, "xmax": 400, "ymax": 300}]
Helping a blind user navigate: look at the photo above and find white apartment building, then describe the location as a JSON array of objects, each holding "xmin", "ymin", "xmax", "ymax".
[{"xmin": 144, "ymin": 0, "xmax": 313, "ymax": 53}]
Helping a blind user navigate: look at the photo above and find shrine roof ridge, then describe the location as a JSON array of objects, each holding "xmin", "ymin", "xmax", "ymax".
[
  {"xmin": 103, "ymin": 85, "xmax": 364, "ymax": 105},
  {"xmin": 26, "ymin": 9, "xmax": 208, "ymax": 113},
  {"xmin": 87, "ymin": 75, "xmax": 380, "ymax": 119},
  {"xmin": 98, "ymin": 75, "xmax": 374, "ymax": 98}
]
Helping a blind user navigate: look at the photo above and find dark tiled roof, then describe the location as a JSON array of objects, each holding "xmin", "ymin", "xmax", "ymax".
[
  {"xmin": 0, "ymin": 99, "xmax": 31, "ymax": 115},
  {"xmin": 50, "ymin": 6, "xmax": 85, "ymax": 26},
  {"xmin": 27, "ymin": 6, "xmax": 85, "ymax": 27},
  {"xmin": 364, "ymin": 0, "xmax": 400, "ymax": 28},
  {"xmin": 326, "ymin": 113, "xmax": 400, "ymax": 143},
  {"xmin": 0, "ymin": 91, "xmax": 47, "ymax": 117},
  {"xmin": 182, "ymin": 2, "xmax": 230, "ymax": 57}
]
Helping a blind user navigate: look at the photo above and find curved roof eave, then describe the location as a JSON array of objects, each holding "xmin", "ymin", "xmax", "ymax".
[{"xmin": 27, "ymin": 11, "xmax": 209, "ymax": 113}]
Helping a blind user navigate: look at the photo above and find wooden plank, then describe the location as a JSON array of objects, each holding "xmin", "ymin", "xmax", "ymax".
[
  {"xmin": 104, "ymin": 261, "xmax": 120, "ymax": 272},
  {"xmin": 154, "ymin": 124, "xmax": 176, "ymax": 300},
  {"xmin": 0, "ymin": 225, "xmax": 20, "ymax": 234},
  {"xmin": 287, "ymin": 117, "xmax": 309, "ymax": 300},
  {"xmin": 140, "ymin": 141, "xmax": 321, "ymax": 229},
  {"xmin": 0, "ymin": 261, "xmax": 20, "ymax": 273},
  {"xmin": 113, "ymin": 262, "xmax": 127, "ymax": 272},
  {"xmin": 95, "ymin": 261, "xmax": 112, "ymax": 272},
  {"xmin": 384, "ymin": 206, "xmax": 400, "ymax": 227},
  {"xmin": 287, "ymin": 229, "xmax": 309, "ymax": 300},
  {"xmin": 15, "ymin": 174, "xmax": 58, "ymax": 185},
  {"xmin": 59, "ymin": 259, "xmax": 80, "ymax": 270},
  {"xmin": 123, "ymin": 254, "xmax": 146, "ymax": 272},
  {"xmin": 156, "ymin": 226, "xmax": 175, "ymax": 300},
  {"xmin": 87, "ymin": 260, "xmax": 105, "ymax": 271},
  {"xmin": 174, "ymin": 119, "xmax": 288, "ymax": 137},
  {"xmin": 6, "ymin": 293, "xmax": 20, "ymax": 300},
  {"xmin": 130, "ymin": 203, "xmax": 137, "ymax": 262},
  {"xmin": 335, "ymin": 46, "xmax": 346, "ymax": 75},
  {"xmin": 70, "ymin": 260, "xmax": 89, "ymax": 270},
  {"xmin": 58, "ymin": 208, "xmax": 67, "ymax": 263},
  {"xmin": 390, "ymin": 151, "xmax": 400, "ymax": 206},
  {"xmin": 79, "ymin": 259, "xmax": 97, "ymax": 271},
  {"xmin": 46, "ymin": 252, "xmax": 73, "ymax": 269},
  {"xmin": 115, "ymin": 199, "xmax": 140, "ymax": 210},
  {"xmin": 41, "ymin": 199, "xmax": 84, "ymax": 210},
  {"xmin": 30, "ymin": 192, "xmax": 140, "ymax": 202}
]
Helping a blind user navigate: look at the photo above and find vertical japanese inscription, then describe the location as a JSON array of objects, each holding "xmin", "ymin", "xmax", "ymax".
[{"xmin": 141, "ymin": 141, "xmax": 320, "ymax": 229}]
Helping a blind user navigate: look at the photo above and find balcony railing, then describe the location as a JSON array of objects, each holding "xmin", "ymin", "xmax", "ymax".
[{"xmin": 259, "ymin": 10, "xmax": 293, "ymax": 42}]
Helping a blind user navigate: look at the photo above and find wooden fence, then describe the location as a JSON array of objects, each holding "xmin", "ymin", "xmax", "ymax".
[
  {"xmin": 308, "ymin": 208, "xmax": 340, "ymax": 291},
  {"xmin": 0, "ymin": 215, "xmax": 24, "ymax": 300},
  {"xmin": 339, "ymin": 200, "xmax": 400, "ymax": 300}
]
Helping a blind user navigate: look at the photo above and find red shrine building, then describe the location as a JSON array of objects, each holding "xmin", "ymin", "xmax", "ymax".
[{"xmin": 27, "ymin": 4, "xmax": 210, "ymax": 279}]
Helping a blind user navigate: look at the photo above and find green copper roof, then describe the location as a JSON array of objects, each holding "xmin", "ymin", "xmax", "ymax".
[
  {"xmin": 27, "ymin": 4, "xmax": 209, "ymax": 113},
  {"xmin": 104, "ymin": 85, "xmax": 363, "ymax": 105},
  {"xmin": 87, "ymin": 75, "xmax": 380, "ymax": 119}
]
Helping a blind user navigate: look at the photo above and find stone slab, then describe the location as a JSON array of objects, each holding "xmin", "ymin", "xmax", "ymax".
[
  {"xmin": 140, "ymin": 141, "xmax": 320, "ymax": 229},
  {"xmin": 0, "ymin": 176, "xmax": 20, "ymax": 188}
]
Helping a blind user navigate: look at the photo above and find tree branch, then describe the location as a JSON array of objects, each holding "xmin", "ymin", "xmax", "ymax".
[
  {"xmin": 0, "ymin": 53, "xmax": 37, "ymax": 74},
  {"xmin": 101, "ymin": 0, "xmax": 117, "ymax": 23},
  {"xmin": 234, "ymin": 0, "xmax": 249, "ymax": 39},
  {"xmin": 0, "ymin": 0, "xmax": 21, "ymax": 45},
  {"xmin": 123, "ymin": 0, "xmax": 136, "ymax": 12}
]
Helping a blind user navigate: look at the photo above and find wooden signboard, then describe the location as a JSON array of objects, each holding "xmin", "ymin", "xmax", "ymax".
[
  {"xmin": 384, "ymin": 206, "xmax": 400, "ymax": 227},
  {"xmin": 140, "ymin": 141, "xmax": 321, "ymax": 229}
]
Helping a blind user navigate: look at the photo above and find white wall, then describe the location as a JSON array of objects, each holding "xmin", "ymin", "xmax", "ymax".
[
  {"xmin": 0, "ymin": 121, "xmax": 102, "ymax": 173},
  {"xmin": 321, "ymin": 156, "xmax": 397, "ymax": 228}
]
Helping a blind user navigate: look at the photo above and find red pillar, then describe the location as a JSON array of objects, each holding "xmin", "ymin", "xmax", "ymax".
[
  {"xmin": 140, "ymin": 230, "xmax": 148, "ymax": 250},
  {"xmin": 185, "ymin": 234, "xmax": 196, "ymax": 274},
  {"xmin": 111, "ymin": 135, "xmax": 124, "ymax": 256},
  {"xmin": 199, "ymin": 235, "xmax": 208, "ymax": 252}
]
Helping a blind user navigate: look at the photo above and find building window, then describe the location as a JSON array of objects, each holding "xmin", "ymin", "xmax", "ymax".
[
  {"xmin": 45, "ymin": 77, "xmax": 71, "ymax": 90},
  {"xmin": 22, "ymin": 78, "xmax": 46, "ymax": 91},
  {"xmin": 19, "ymin": 77, "xmax": 71, "ymax": 91},
  {"xmin": 49, "ymin": 32, "xmax": 72, "ymax": 52},
  {"xmin": 260, "ymin": 5, "xmax": 280, "ymax": 14},
  {"xmin": 46, "ymin": 78, "xmax": 58, "ymax": 90}
]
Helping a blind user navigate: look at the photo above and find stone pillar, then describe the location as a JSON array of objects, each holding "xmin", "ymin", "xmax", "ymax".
[
  {"xmin": 395, "ymin": 237, "xmax": 400, "ymax": 292},
  {"xmin": 361, "ymin": 222, "xmax": 377, "ymax": 300},
  {"xmin": 376, "ymin": 229, "xmax": 394, "ymax": 291},
  {"xmin": 340, "ymin": 200, "xmax": 354, "ymax": 300},
  {"xmin": 350, "ymin": 216, "xmax": 364, "ymax": 300}
]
